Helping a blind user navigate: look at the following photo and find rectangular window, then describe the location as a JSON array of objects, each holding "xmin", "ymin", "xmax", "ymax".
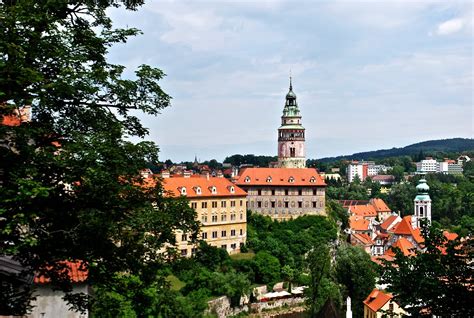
[
  {"xmin": 257, "ymin": 201, "xmax": 262, "ymax": 208},
  {"xmin": 284, "ymin": 201, "xmax": 289, "ymax": 208},
  {"xmin": 212, "ymin": 215, "xmax": 218, "ymax": 222},
  {"xmin": 181, "ymin": 249, "xmax": 187, "ymax": 257},
  {"xmin": 271, "ymin": 189, "xmax": 276, "ymax": 195},
  {"xmin": 312, "ymin": 201, "xmax": 317, "ymax": 208},
  {"xmin": 231, "ymin": 214, "xmax": 236, "ymax": 221},
  {"xmin": 240, "ymin": 200, "xmax": 243, "ymax": 206},
  {"xmin": 231, "ymin": 229, "xmax": 236, "ymax": 236},
  {"xmin": 230, "ymin": 200, "xmax": 235, "ymax": 207},
  {"xmin": 298, "ymin": 189, "xmax": 302, "ymax": 196},
  {"xmin": 240, "ymin": 229, "xmax": 243, "ymax": 235},
  {"xmin": 313, "ymin": 189, "xmax": 317, "ymax": 195},
  {"xmin": 257, "ymin": 189, "xmax": 262, "ymax": 196},
  {"xmin": 181, "ymin": 234, "xmax": 187, "ymax": 241},
  {"xmin": 285, "ymin": 189, "xmax": 289, "ymax": 196},
  {"xmin": 271, "ymin": 201, "xmax": 276, "ymax": 208},
  {"xmin": 212, "ymin": 231, "xmax": 218, "ymax": 238},
  {"xmin": 191, "ymin": 202, "xmax": 197, "ymax": 209},
  {"xmin": 212, "ymin": 201, "xmax": 218, "ymax": 208},
  {"xmin": 221, "ymin": 201, "xmax": 226, "ymax": 208},
  {"xmin": 240, "ymin": 213, "xmax": 243, "ymax": 220},
  {"xmin": 221, "ymin": 244, "xmax": 227, "ymax": 250},
  {"xmin": 221, "ymin": 230, "xmax": 227, "ymax": 237},
  {"xmin": 221, "ymin": 214, "xmax": 227, "ymax": 221},
  {"xmin": 201, "ymin": 202, "xmax": 207, "ymax": 209},
  {"xmin": 298, "ymin": 201, "xmax": 302, "ymax": 208},
  {"xmin": 202, "ymin": 232, "xmax": 208, "ymax": 239},
  {"xmin": 231, "ymin": 243, "xmax": 237, "ymax": 249},
  {"xmin": 201, "ymin": 215, "xmax": 207, "ymax": 223}
]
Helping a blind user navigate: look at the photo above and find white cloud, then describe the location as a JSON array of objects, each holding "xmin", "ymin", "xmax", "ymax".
[{"xmin": 437, "ymin": 18, "xmax": 464, "ymax": 35}]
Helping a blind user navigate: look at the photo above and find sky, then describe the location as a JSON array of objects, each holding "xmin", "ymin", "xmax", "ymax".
[{"xmin": 107, "ymin": 0, "xmax": 473, "ymax": 162}]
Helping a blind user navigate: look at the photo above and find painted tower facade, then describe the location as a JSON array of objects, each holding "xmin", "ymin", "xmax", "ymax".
[
  {"xmin": 414, "ymin": 178, "xmax": 431, "ymax": 227},
  {"xmin": 278, "ymin": 78, "xmax": 306, "ymax": 168}
]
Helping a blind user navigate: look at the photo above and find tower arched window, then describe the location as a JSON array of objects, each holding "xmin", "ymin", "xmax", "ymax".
[{"xmin": 420, "ymin": 206, "xmax": 424, "ymax": 217}]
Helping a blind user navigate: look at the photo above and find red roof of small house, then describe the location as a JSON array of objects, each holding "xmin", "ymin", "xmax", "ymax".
[
  {"xmin": 380, "ymin": 215, "xmax": 400, "ymax": 231},
  {"xmin": 364, "ymin": 289, "xmax": 393, "ymax": 312},
  {"xmin": 371, "ymin": 175, "xmax": 395, "ymax": 183},
  {"xmin": 235, "ymin": 168, "xmax": 326, "ymax": 187},
  {"xmin": 352, "ymin": 233, "xmax": 373, "ymax": 246},
  {"xmin": 161, "ymin": 175, "xmax": 247, "ymax": 198},
  {"xmin": 1, "ymin": 115, "xmax": 21, "ymax": 126},
  {"xmin": 386, "ymin": 237, "xmax": 416, "ymax": 257},
  {"xmin": 391, "ymin": 216, "xmax": 424, "ymax": 244},
  {"xmin": 370, "ymin": 198, "xmax": 391, "ymax": 213},
  {"xmin": 338, "ymin": 200, "xmax": 369, "ymax": 209},
  {"xmin": 443, "ymin": 231, "xmax": 458, "ymax": 241},
  {"xmin": 349, "ymin": 204, "xmax": 377, "ymax": 218},
  {"xmin": 349, "ymin": 215, "xmax": 370, "ymax": 231},
  {"xmin": 34, "ymin": 261, "xmax": 88, "ymax": 284}
]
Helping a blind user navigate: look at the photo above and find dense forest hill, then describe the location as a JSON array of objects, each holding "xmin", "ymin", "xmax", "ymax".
[{"xmin": 318, "ymin": 138, "xmax": 474, "ymax": 163}]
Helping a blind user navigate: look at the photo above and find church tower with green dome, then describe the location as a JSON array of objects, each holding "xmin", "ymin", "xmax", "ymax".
[
  {"xmin": 277, "ymin": 77, "xmax": 306, "ymax": 168},
  {"xmin": 414, "ymin": 178, "xmax": 431, "ymax": 227}
]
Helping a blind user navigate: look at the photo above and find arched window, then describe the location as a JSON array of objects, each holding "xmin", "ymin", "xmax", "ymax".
[{"xmin": 419, "ymin": 206, "xmax": 424, "ymax": 217}]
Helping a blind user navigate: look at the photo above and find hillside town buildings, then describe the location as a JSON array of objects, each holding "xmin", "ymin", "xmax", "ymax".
[
  {"xmin": 363, "ymin": 289, "xmax": 407, "ymax": 318},
  {"xmin": 235, "ymin": 168, "xmax": 326, "ymax": 221},
  {"xmin": 161, "ymin": 173, "xmax": 248, "ymax": 255},
  {"xmin": 346, "ymin": 161, "xmax": 390, "ymax": 183},
  {"xmin": 415, "ymin": 157, "xmax": 463, "ymax": 175}
]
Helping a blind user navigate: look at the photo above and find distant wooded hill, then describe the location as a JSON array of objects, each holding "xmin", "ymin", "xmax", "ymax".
[{"xmin": 318, "ymin": 138, "xmax": 474, "ymax": 163}]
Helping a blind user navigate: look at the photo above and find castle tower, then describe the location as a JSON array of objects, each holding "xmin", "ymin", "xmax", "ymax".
[
  {"xmin": 277, "ymin": 77, "xmax": 306, "ymax": 168},
  {"xmin": 414, "ymin": 178, "xmax": 431, "ymax": 227}
]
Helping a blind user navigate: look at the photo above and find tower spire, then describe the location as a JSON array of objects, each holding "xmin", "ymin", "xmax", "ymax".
[{"xmin": 289, "ymin": 70, "xmax": 293, "ymax": 90}]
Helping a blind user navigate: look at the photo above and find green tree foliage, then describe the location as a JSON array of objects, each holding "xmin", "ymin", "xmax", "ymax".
[
  {"xmin": 326, "ymin": 199, "xmax": 349, "ymax": 230},
  {"xmin": 381, "ymin": 224, "xmax": 474, "ymax": 317},
  {"xmin": 386, "ymin": 182, "xmax": 416, "ymax": 215},
  {"xmin": 0, "ymin": 0, "xmax": 198, "ymax": 314},
  {"xmin": 254, "ymin": 251, "xmax": 281, "ymax": 285},
  {"xmin": 305, "ymin": 242, "xmax": 341, "ymax": 317},
  {"xmin": 223, "ymin": 154, "xmax": 277, "ymax": 167},
  {"xmin": 335, "ymin": 245, "xmax": 377, "ymax": 318}
]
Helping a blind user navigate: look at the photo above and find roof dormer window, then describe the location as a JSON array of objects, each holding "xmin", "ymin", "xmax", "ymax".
[
  {"xmin": 180, "ymin": 187, "xmax": 187, "ymax": 196},
  {"xmin": 209, "ymin": 186, "xmax": 217, "ymax": 194},
  {"xmin": 288, "ymin": 177, "xmax": 295, "ymax": 183},
  {"xmin": 194, "ymin": 186, "xmax": 202, "ymax": 195},
  {"xmin": 245, "ymin": 176, "xmax": 250, "ymax": 183},
  {"xmin": 266, "ymin": 176, "xmax": 272, "ymax": 183},
  {"xmin": 310, "ymin": 177, "xmax": 316, "ymax": 183},
  {"xmin": 229, "ymin": 186, "xmax": 235, "ymax": 193}
]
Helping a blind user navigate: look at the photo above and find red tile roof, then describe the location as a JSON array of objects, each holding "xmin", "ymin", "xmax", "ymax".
[
  {"xmin": 352, "ymin": 233, "xmax": 373, "ymax": 245},
  {"xmin": 391, "ymin": 216, "xmax": 424, "ymax": 244},
  {"xmin": 370, "ymin": 198, "xmax": 391, "ymax": 213},
  {"xmin": 350, "ymin": 215, "xmax": 370, "ymax": 231},
  {"xmin": 380, "ymin": 215, "xmax": 400, "ymax": 231},
  {"xmin": 386, "ymin": 237, "xmax": 416, "ymax": 257},
  {"xmin": 161, "ymin": 175, "xmax": 247, "ymax": 198},
  {"xmin": 349, "ymin": 204, "xmax": 377, "ymax": 218},
  {"xmin": 34, "ymin": 261, "xmax": 88, "ymax": 284},
  {"xmin": 235, "ymin": 168, "xmax": 326, "ymax": 187},
  {"xmin": 364, "ymin": 289, "xmax": 393, "ymax": 312},
  {"xmin": 1, "ymin": 115, "xmax": 21, "ymax": 126}
]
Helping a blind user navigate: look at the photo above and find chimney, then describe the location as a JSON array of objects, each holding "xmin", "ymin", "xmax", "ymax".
[
  {"xmin": 217, "ymin": 170, "xmax": 223, "ymax": 178},
  {"xmin": 161, "ymin": 170, "xmax": 170, "ymax": 178},
  {"xmin": 183, "ymin": 170, "xmax": 191, "ymax": 178}
]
